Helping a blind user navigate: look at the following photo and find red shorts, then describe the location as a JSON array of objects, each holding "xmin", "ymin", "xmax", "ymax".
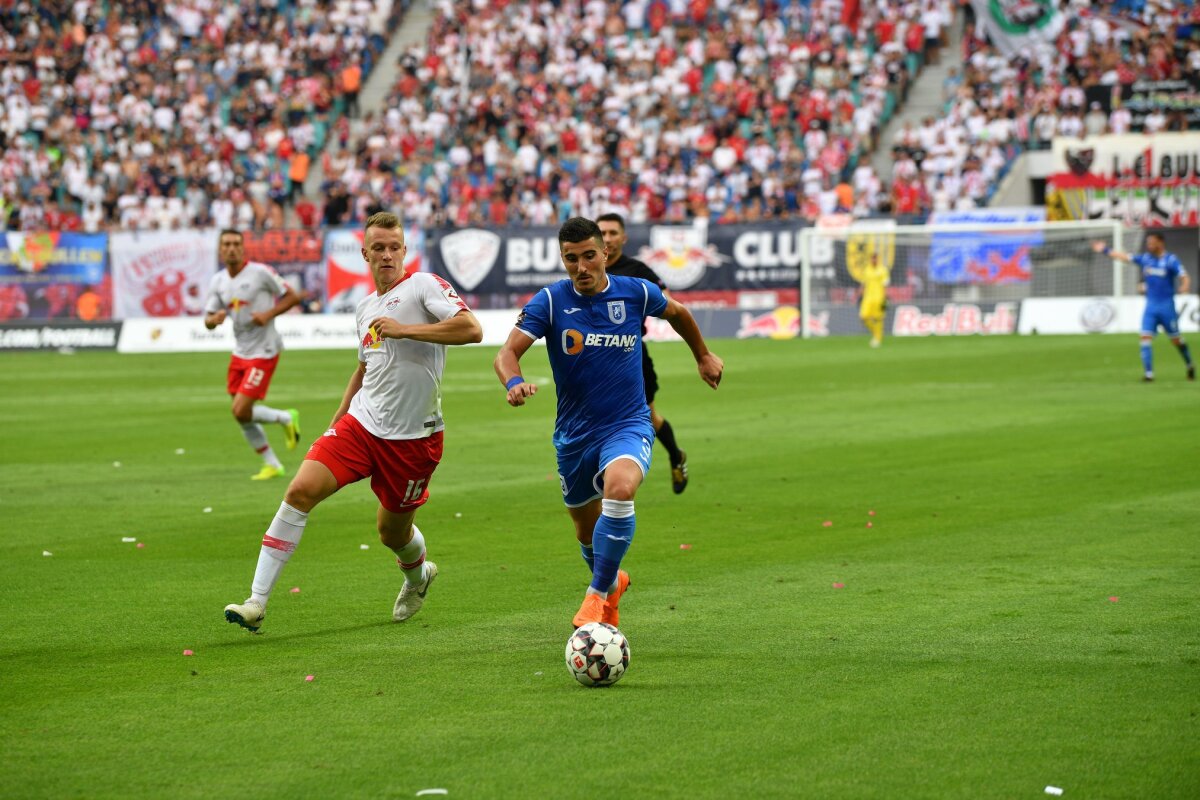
[
  {"xmin": 305, "ymin": 413, "xmax": 443, "ymax": 513},
  {"xmin": 227, "ymin": 355, "xmax": 280, "ymax": 400}
]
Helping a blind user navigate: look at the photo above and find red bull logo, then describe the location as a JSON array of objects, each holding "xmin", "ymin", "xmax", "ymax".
[
  {"xmin": 362, "ymin": 325, "xmax": 383, "ymax": 350},
  {"xmin": 735, "ymin": 307, "xmax": 829, "ymax": 339},
  {"xmin": 893, "ymin": 303, "xmax": 1017, "ymax": 336},
  {"xmin": 636, "ymin": 225, "xmax": 727, "ymax": 291},
  {"xmin": 736, "ymin": 307, "xmax": 799, "ymax": 340}
]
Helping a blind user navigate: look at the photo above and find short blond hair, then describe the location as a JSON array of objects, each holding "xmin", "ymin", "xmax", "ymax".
[{"xmin": 365, "ymin": 211, "xmax": 402, "ymax": 232}]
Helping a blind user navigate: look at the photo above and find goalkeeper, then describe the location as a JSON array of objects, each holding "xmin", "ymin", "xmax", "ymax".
[
  {"xmin": 1092, "ymin": 235, "xmax": 1194, "ymax": 382},
  {"xmin": 859, "ymin": 255, "xmax": 891, "ymax": 348}
]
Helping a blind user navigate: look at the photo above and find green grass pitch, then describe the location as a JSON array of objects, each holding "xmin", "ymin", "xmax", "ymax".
[{"xmin": 1, "ymin": 335, "xmax": 1197, "ymax": 799}]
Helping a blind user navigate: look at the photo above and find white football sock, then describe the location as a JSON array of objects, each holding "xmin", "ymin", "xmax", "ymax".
[
  {"xmin": 252, "ymin": 404, "xmax": 292, "ymax": 425},
  {"xmin": 250, "ymin": 502, "xmax": 309, "ymax": 606},
  {"xmin": 392, "ymin": 525, "xmax": 427, "ymax": 586},
  {"xmin": 241, "ymin": 422, "xmax": 282, "ymax": 468}
]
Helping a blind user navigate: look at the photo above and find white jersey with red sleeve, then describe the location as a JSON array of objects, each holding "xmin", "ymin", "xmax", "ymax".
[
  {"xmin": 347, "ymin": 270, "xmax": 471, "ymax": 440},
  {"xmin": 204, "ymin": 261, "xmax": 290, "ymax": 359}
]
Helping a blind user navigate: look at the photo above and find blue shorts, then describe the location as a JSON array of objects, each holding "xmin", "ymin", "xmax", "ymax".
[
  {"xmin": 556, "ymin": 421, "xmax": 655, "ymax": 507},
  {"xmin": 1142, "ymin": 304, "xmax": 1180, "ymax": 337}
]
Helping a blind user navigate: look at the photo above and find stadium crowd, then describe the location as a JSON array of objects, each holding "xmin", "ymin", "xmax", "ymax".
[
  {"xmin": 0, "ymin": 0, "xmax": 405, "ymax": 232},
  {"xmin": 889, "ymin": 0, "xmax": 1200, "ymax": 214},
  {"xmin": 1, "ymin": 0, "xmax": 1197, "ymax": 232},
  {"xmin": 322, "ymin": 0, "xmax": 953, "ymax": 228}
]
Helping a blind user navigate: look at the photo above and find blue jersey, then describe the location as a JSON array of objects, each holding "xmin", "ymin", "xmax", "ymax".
[
  {"xmin": 1132, "ymin": 252, "xmax": 1183, "ymax": 306},
  {"xmin": 516, "ymin": 274, "xmax": 668, "ymax": 448}
]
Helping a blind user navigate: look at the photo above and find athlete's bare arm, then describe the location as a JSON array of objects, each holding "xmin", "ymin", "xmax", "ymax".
[
  {"xmin": 495, "ymin": 329, "xmax": 538, "ymax": 407},
  {"xmin": 368, "ymin": 309, "xmax": 482, "ymax": 345},
  {"xmin": 661, "ymin": 297, "xmax": 723, "ymax": 389}
]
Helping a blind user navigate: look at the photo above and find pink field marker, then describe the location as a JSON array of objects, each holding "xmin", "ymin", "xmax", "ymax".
[{"xmin": 182, "ymin": 650, "xmax": 194, "ymax": 656}]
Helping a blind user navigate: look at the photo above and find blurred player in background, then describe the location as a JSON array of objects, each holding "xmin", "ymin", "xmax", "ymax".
[
  {"xmin": 224, "ymin": 212, "xmax": 482, "ymax": 632},
  {"xmin": 859, "ymin": 254, "xmax": 891, "ymax": 348},
  {"xmin": 1093, "ymin": 234, "xmax": 1194, "ymax": 382},
  {"xmin": 204, "ymin": 229, "xmax": 303, "ymax": 480},
  {"xmin": 494, "ymin": 218, "xmax": 724, "ymax": 630},
  {"xmin": 597, "ymin": 213, "xmax": 690, "ymax": 493}
]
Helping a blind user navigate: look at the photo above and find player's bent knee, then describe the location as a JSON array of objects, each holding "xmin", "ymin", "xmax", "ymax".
[{"xmin": 283, "ymin": 480, "xmax": 324, "ymax": 513}]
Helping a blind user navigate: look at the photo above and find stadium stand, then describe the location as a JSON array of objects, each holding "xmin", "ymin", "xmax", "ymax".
[
  {"xmin": 324, "ymin": 0, "xmax": 953, "ymax": 227},
  {"xmin": 0, "ymin": 0, "xmax": 406, "ymax": 232},
  {"xmin": 887, "ymin": 0, "xmax": 1200, "ymax": 211}
]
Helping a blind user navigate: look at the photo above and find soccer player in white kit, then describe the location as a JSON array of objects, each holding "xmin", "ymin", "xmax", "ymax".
[
  {"xmin": 224, "ymin": 212, "xmax": 482, "ymax": 632},
  {"xmin": 204, "ymin": 230, "xmax": 304, "ymax": 480}
]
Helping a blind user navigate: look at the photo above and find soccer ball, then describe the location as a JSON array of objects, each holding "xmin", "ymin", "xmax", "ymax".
[{"xmin": 565, "ymin": 622, "xmax": 630, "ymax": 686}]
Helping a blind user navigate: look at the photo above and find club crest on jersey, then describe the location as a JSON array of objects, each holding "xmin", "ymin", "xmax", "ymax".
[
  {"xmin": 386, "ymin": 296, "xmax": 402, "ymax": 310},
  {"xmin": 607, "ymin": 301, "xmax": 626, "ymax": 324}
]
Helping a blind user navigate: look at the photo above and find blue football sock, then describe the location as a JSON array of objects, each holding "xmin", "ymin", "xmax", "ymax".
[
  {"xmin": 580, "ymin": 543, "xmax": 594, "ymax": 572},
  {"xmin": 1140, "ymin": 342, "xmax": 1153, "ymax": 374},
  {"xmin": 590, "ymin": 499, "xmax": 635, "ymax": 594}
]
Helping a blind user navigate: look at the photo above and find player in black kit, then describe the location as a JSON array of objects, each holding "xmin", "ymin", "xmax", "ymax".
[{"xmin": 596, "ymin": 213, "xmax": 689, "ymax": 493}]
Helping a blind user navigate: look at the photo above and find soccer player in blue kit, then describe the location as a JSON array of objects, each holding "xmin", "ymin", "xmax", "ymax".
[
  {"xmin": 495, "ymin": 218, "xmax": 724, "ymax": 629},
  {"xmin": 1093, "ymin": 233, "xmax": 1194, "ymax": 382}
]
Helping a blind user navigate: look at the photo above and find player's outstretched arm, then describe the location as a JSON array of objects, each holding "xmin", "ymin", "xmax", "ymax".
[
  {"xmin": 662, "ymin": 298, "xmax": 723, "ymax": 389},
  {"xmin": 1092, "ymin": 240, "xmax": 1132, "ymax": 263},
  {"xmin": 328, "ymin": 361, "xmax": 367, "ymax": 428},
  {"xmin": 369, "ymin": 309, "xmax": 483, "ymax": 345},
  {"xmin": 494, "ymin": 329, "xmax": 539, "ymax": 407}
]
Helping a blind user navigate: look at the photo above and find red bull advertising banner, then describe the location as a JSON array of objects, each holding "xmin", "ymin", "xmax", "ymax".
[{"xmin": 424, "ymin": 221, "xmax": 805, "ymax": 301}]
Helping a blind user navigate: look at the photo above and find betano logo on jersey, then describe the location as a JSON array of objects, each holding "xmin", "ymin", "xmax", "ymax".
[{"xmin": 561, "ymin": 328, "xmax": 638, "ymax": 355}]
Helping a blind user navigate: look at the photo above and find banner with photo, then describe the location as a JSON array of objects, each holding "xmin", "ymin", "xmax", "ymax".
[
  {"xmin": 111, "ymin": 230, "xmax": 219, "ymax": 319},
  {"xmin": 243, "ymin": 230, "xmax": 327, "ymax": 313},
  {"xmin": 927, "ymin": 208, "xmax": 1045, "ymax": 284},
  {"xmin": 0, "ymin": 232, "xmax": 109, "ymax": 320},
  {"xmin": 323, "ymin": 226, "xmax": 425, "ymax": 313},
  {"xmin": 1046, "ymin": 132, "xmax": 1200, "ymax": 227}
]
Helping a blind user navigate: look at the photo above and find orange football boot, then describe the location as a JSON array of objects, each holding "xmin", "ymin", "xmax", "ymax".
[
  {"xmin": 602, "ymin": 570, "xmax": 631, "ymax": 627},
  {"xmin": 571, "ymin": 593, "xmax": 606, "ymax": 629}
]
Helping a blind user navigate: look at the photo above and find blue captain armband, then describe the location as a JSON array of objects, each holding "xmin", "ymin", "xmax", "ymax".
[{"xmin": 505, "ymin": 376, "xmax": 525, "ymax": 390}]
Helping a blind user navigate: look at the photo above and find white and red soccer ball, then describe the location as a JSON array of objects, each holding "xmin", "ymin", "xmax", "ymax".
[{"xmin": 565, "ymin": 622, "xmax": 630, "ymax": 687}]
